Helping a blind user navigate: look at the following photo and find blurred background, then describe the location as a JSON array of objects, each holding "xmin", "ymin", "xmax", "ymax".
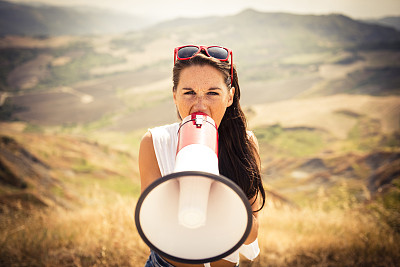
[{"xmin": 0, "ymin": 0, "xmax": 399, "ymax": 266}]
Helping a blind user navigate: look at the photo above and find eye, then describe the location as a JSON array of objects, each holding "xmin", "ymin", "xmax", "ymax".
[
  {"xmin": 184, "ymin": 90, "xmax": 195, "ymax": 95},
  {"xmin": 207, "ymin": 91, "xmax": 219, "ymax": 96}
]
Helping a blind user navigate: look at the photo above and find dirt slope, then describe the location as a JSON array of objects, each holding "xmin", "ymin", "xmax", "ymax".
[
  {"xmin": 248, "ymin": 94, "xmax": 400, "ymax": 139},
  {"xmin": 0, "ymin": 125, "xmax": 139, "ymax": 212}
]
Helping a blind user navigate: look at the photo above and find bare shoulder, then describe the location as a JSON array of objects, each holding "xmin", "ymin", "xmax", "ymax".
[
  {"xmin": 247, "ymin": 130, "xmax": 259, "ymax": 150},
  {"xmin": 139, "ymin": 131, "xmax": 161, "ymax": 192},
  {"xmin": 139, "ymin": 131, "xmax": 156, "ymax": 173},
  {"xmin": 140, "ymin": 131, "xmax": 153, "ymax": 150}
]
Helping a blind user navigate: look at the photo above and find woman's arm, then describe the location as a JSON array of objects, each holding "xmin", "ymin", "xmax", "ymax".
[
  {"xmin": 139, "ymin": 131, "xmax": 162, "ymax": 193},
  {"xmin": 244, "ymin": 195, "xmax": 261, "ymax": 245},
  {"xmin": 244, "ymin": 132, "xmax": 262, "ymax": 245}
]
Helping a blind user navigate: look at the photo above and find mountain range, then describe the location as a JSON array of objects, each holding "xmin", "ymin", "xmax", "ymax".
[
  {"xmin": 367, "ymin": 16, "xmax": 400, "ymax": 31},
  {"xmin": 1, "ymin": 4, "xmax": 400, "ymax": 128},
  {"xmin": 0, "ymin": 0, "xmax": 154, "ymax": 36},
  {"xmin": 1, "ymin": 0, "xmax": 400, "ymax": 38}
]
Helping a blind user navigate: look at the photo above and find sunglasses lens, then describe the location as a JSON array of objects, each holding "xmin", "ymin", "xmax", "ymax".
[
  {"xmin": 177, "ymin": 46, "xmax": 199, "ymax": 59},
  {"xmin": 207, "ymin": 47, "xmax": 229, "ymax": 60}
]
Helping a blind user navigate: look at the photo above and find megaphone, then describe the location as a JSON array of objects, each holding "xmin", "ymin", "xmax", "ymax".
[{"xmin": 135, "ymin": 112, "xmax": 252, "ymax": 264}]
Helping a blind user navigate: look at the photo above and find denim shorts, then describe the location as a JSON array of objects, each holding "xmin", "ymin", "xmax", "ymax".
[
  {"xmin": 144, "ymin": 251, "xmax": 175, "ymax": 267},
  {"xmin": 144, "ymin": 250, "xmax": 239, "ymax": 267}
]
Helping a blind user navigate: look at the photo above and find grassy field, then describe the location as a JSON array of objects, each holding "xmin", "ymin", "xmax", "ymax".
[{"xmin": 1, "ymin": 184, "xmax": 399, "ymax": 266}]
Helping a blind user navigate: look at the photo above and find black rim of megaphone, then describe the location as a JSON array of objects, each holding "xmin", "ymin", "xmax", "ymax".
[{"xmin": 135, "ymin": 171, "xmax": 253, "ymax": 264}]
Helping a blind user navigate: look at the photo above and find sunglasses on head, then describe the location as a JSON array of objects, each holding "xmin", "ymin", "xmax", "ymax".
[{"xmin": 174, "ymin": 45, "xmax": 233, "ymax": 85}]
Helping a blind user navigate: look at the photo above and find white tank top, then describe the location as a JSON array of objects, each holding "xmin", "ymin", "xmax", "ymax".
[{"xmin": 149, "ymin": 123, "xmax": 260, "ymax": 265}]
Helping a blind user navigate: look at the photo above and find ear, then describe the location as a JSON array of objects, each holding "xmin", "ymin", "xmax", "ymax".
[{"xmin": 227, "ymin": 87, "xmax": 235, "ymax": 107}]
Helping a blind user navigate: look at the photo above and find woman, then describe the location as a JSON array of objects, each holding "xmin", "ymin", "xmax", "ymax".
[{"xmin": 139, "ymin": 45, "xmax": 266, "ymax": 267}]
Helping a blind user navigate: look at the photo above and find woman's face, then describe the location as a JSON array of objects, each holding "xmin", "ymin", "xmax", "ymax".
[{"xmin": 173, "ymin": 65, "xmax": 235, "ymax": 127}]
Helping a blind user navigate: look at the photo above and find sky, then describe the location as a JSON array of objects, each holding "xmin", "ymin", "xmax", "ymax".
[{"xmin": 8, "ymin": 0, "xmax": 400, "ymax": 20}]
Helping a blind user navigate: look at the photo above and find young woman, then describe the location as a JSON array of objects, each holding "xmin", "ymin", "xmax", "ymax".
[{"xmin": 139, "ymin": 45, "xmax": 266, "ymax": 267}]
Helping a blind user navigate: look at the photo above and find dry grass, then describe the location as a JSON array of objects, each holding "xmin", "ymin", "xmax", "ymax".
[
  {"xmin": 251, "ymin": 206, "xmax": 400, "ymax": 267},
  {"xmin": 1, "ymin": 188, "xmax": 399, "ymax": 267},
  {"xmin": 0, "ymin": 192, "xmax": 149, "ymax": 267}
]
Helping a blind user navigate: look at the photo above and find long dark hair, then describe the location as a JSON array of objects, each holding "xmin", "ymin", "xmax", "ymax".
[{"xmin": 173, "ymin": 53, "xmax": 265, "ymax": 211}]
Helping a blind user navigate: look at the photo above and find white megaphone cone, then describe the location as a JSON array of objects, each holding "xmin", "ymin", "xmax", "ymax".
[
  {"xmin": 175, "ymin": 113, "xmax": 219, "ymax": 229},
  {"xmin": 135, "ymin": 112, "xmax": 252, "ymax": 264}
]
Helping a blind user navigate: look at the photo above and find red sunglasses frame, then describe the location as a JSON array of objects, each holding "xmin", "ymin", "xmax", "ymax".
[{"xmin": 174, "ymin": 45, "xmax": 233, "ymax": 85}]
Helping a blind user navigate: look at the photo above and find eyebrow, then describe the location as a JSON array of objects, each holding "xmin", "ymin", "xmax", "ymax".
[{"xmin": 182, "ymin": 87, "xmax": 222, "ymax": 91}]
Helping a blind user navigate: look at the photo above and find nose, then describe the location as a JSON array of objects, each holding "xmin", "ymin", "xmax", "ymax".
[{"xmin": 192, "ymin": 96, "xmax": 208, "ymax": 114}]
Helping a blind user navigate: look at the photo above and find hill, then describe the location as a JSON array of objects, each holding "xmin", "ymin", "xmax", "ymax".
[
  {"xmin": 146, "ymin": 9, "xmax": 400, "ymax": 53},
  {"xmin": 0, "ymin": 0, "xmax": 154, "ymax": 36},
  {"xmin": 1, "ymin": 9, "xmax": 400, "ymax": 130},
  {"xmin": 249, "ymin": 94, "xmax": 400, "ymax": 139},
  {"xmin": 0, "ymin": 123, "xmax": 140, "ymax": 212},
  {"xmin": 366, "ymin": 16, "xmax": 400, "ymax": 31}
]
